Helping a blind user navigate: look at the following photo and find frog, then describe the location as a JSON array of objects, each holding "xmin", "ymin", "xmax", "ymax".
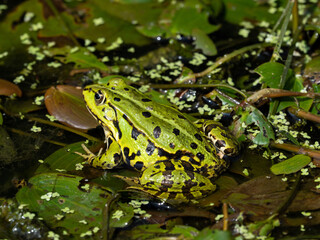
[{"xmin": 81, "ymin": 77, "xmax": 239, "ymax": 202}]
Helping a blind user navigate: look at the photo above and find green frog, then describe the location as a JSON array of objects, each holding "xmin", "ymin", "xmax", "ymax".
[{"xmin": 81, "ymin": 77, "xmax": 239, "ymax": 202}]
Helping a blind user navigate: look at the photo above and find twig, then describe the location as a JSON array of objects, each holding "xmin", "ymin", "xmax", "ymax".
[
  {"xmin": 270, "ymin": 142, "xmax": 320, "ymax": 159},
  {"xmin": 223, "ymin": 202, "xmax": 229, "ymax": 231},
  {"xmin": 247, "ymin": 88, "xmax": 320, "ymax": 105},
  {"xmin": 178, "ymin": 43, "xmax": 272, "ymax": 82},
  {"xmin": 288, "ymin": 107, "xmax": 320, "ymax": 124}
]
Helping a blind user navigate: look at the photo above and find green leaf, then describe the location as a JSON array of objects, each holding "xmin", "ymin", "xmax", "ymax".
[
  {"xmin": 223, "ymin": 0, "xmax": 283, "ymax": 25},
  {"xmin": 170, "ymin": 7, "xmax": 219, "ymax": 35},
  {"xmin": 35, "ymin": 141, "xmax": 93, "ymax": 174},
  {"xmin": 192, "ymin": 28, "xmax": 218, "ymax": 56},
  {"xmin": 242, "ymin": 106, "xmax": 275, "ymax": 145},
  {"xmin": 195, "ymin": 228, "xmax": 234, "ymax": 240},
  {"xmin": 255, "ymin": 62, "xmax": 292, "ymax": 89},
  {"xmin": 255, "ymin": 62, "xmax": 313, "ymax": 112},
  {"xmin": 16, "ymin": 173, "xmax": 133, "ymax": 235},
  {"xmin": 64, "ymin": 48, "xmax": 110, "ymax": 71},
  {"xmin": 270, "ymin": 154, "xmax": 311, "ymax": 175},
  {"xmin": 171, "ymin": 225, "xmax": 199, "ymax": 238}
]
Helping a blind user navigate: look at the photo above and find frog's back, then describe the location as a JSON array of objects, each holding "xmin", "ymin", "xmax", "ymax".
[{"xmin": 106, "ymin": 79, "xmax": 217, "ymax": 163}]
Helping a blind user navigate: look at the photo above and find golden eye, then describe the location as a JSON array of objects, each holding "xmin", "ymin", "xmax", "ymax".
[{"xmin": 94, "ymin": 90, "xmax": 105, "ymax": 105}]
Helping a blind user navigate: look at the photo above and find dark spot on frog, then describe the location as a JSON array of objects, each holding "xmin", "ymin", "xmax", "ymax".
[
  {"xmin": 107, "ymin": 83, "xmax": 110, "ymax": 86},
  {"xmin": 161, "ymin": 178, "xmax": 174, "ymax": 188},
  {"xmin": 123, "ymin": 147, "xmax": 129, "ymax": 158},
  {"xmin": 113, "ymin": 153, "xmax": 121, "ymax": 164},
  {"xmin": 123, "ymin": 147, "xmax": 136, "ymax": 164},
  {"xmin": 113, "ymin": 120, "xmax": 122, "ymax": 139},
  {"xmin": 142, "ymin": 98, "xmax": 152, "ymax": 102},
  {"xmin": 178, "ymin": 114, "xmax": 186, "ymax": 119},
  {"xmin": 196, "ymin": 152, "xmax": 205, "ymax": 161},
  {"xmin": 169, "ymin": 143, "xmax": 175, "ymax": 149},
  {"xmin": 134, "ymin": 161, "xmax": 144, "ymax": 171},
  {"xmin": 142, "ymin": 112, "xmax": 151, "ymax": 118},
  {"xmin": 168, "ymin": 192, "xmax": 177, "ymax": 199},
  {"xmin": 153, "ymin": 126, "xmax": 161, "ymax": 139},
  {"xmin": 124, "ymin": 88, "xmax": 129, "ymax": 91},
  {"xmin": 158, "ymin": 148, "xmax": 167, "ymax": 157},
  {"xmin": 223, "ymin": 148, "xmax": 234, "ymax": 155},
  {"xmin": 215, "ymin": 140, "xmax": 226, "ymax": 148},
  {"xmin": 114, "ymin": 97, "xmax": 121, "ymax": 102},
  {"xmin": 111, "ymin": 87, "xmax": 115, "ymax": 90},
  {"xmin": 194, "ymin": 133, "xmax": 202, "ymax": 141},
  {"xmin": 154, "ymin": 164, "xmax": 160, "ymax": 169},
  {"xmin": 146, "ymin": 140, "xmax": 155, "ymax": 156},
  {"xmin": 190, "ymin": 142, "xmax": 198, "ymax": 149},
  {"xmin": 199, "ymin": 182, "xmax": 205, "ymax": 187},
  {"xmin": 189, "ymin": 158, "xmax": 200, "ymax": 166},
  {"xmin": 172, "ymin": 128, "xmax": 180, "ymax": 136},
  {"xmin": 205, "ymin": 146, "xmax": 211, "ymax": 153},
  {"xmin": 136, "ymin": 150, "xmax": 141, "ymax": 156},
  {"xmin": 131, "ymin": 127, "xmax": 141, "ymax": 140}
]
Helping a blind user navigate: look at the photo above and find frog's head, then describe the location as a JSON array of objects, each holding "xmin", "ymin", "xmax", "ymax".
[{"xmin": 83, "ymin": 81, "xmax": 121, "ymax": 140}]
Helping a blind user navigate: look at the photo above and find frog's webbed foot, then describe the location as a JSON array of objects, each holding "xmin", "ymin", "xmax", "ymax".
[
  {"xmin": 75, "ymin": 137, "xmax": 123, "ymax": 169},
  {"xmin": 75, "ymin": 144, "xmax": 103, "ymax": 165},
  {"xmin": 135, "ymin": 160, "xmax": 216, "ymax": 202}
]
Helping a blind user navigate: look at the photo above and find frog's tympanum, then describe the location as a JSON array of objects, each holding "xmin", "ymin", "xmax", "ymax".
[{"xmin": 82, "ymin": 78, "xmax": 239, "ymax": 202}]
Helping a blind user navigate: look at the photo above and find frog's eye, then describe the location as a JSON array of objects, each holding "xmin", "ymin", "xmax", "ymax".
[{"xmin": 94, "ymin": 90, "xmax": 106, "ymax": 105}]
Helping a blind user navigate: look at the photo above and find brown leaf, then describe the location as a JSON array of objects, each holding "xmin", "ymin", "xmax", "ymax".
[
  {"xmin": 44, "ymin": 85, "xmax": 98, "ymax": 130},
  {"xmin": 224, "ymin": 175, "xmax": 290, "ymax": 219},
  {"xmin": 0, "ymin": 79, "xmax": 22, "ymax": 97}
]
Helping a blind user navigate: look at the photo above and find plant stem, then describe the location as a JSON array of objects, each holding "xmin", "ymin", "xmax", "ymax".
[
  {"xmin": 288, "ymin": 107, "xmax": 320, "ymax": 124},
  {"xmin": 271, "ymin": 0, "xmax": 295, "ymax": 62},
  {"xmin": 270, "ymin": 142, "xmax": 320, "ymax": 159}
]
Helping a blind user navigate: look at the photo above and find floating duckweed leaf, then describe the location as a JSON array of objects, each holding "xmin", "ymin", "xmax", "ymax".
[
  {"xmin": 44, "ymin": 85, "xmax": 98, "ymax": 130},
  {"xmin": 0, "ymin": 79, "xmax": 22, "ymax": 97},
  {"xmin": 270, "ymin": 154, "xmax": 311, "ymax": 175},
  {"xmin": 16, "ymin": 173, "xmax": 134, "ymax": 235}
]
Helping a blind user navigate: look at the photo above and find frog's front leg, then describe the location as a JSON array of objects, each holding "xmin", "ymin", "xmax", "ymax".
[
  {"xmin": 79, "ymin": 136, "xmax": 123, "ymax": 169},
  {"xmin": 134, "ymin": 160, "xmax": 216, "ymax": 201}
]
